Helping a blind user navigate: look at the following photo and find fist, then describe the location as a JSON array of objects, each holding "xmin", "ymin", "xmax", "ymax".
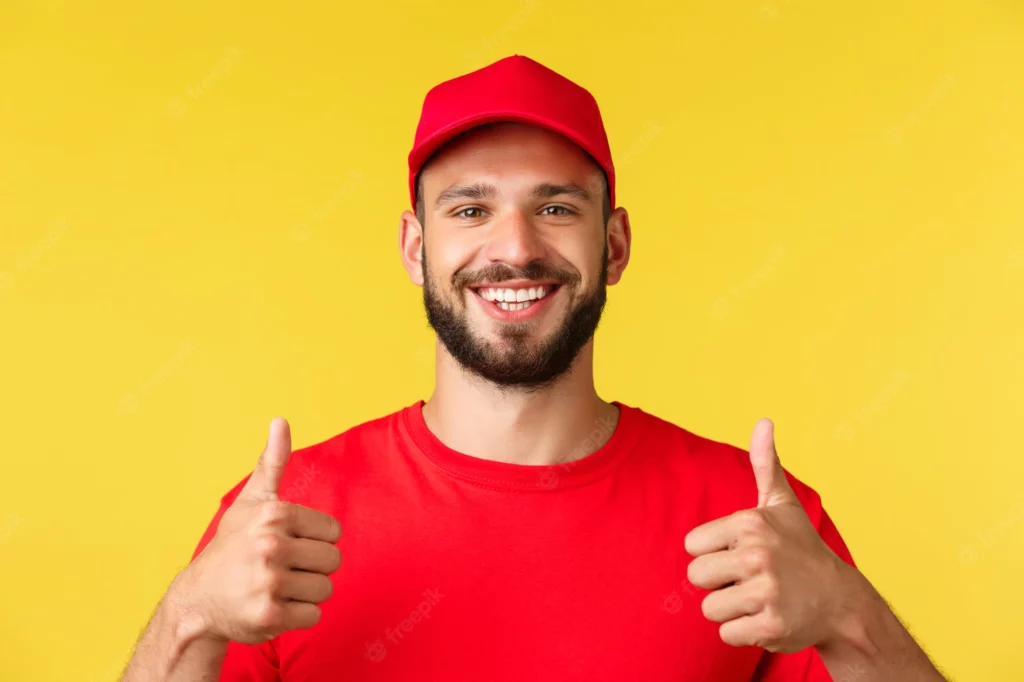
[
  {"xmin": 178, "ymin": 417, "xmax": 343, "ymax": 644},
  {"xmin": 684, "ymin": 418, "xmax": 847, "ymax": 653}
]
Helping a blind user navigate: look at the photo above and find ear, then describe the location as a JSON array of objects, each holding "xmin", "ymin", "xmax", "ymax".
[
  {"xmin": 399, "ymin": 209, "xmax": 425, "ymax": 286},
  {"xmin": 604, "ymin": 206, "xmax": 631, "ymax": 286}
]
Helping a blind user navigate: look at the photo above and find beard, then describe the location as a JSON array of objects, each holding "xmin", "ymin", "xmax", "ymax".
[{"xmin": 422, "ymin": 244, "xmax": 609, "ymax": 393}]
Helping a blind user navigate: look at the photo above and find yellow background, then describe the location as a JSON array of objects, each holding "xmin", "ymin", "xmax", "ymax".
[{"xmin": 1, "ymin": 1, "xmax": 1021, "ymax": 680}]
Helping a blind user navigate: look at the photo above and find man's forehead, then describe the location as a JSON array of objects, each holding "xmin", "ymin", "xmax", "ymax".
[
  {"xmin": 432, "ymin": 180, "xmax": 599, "ymax": 210},
  {"xmin": 421, "ymin": 153, "xmax": 605, "ymax": 200},
  {"xmin": 416, "ymin": 122, "xmax": 607, "ymax": 208}
]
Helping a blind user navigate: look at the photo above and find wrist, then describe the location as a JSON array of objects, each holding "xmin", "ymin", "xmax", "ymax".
[
  {"xmin": 818, "ymin": 560, "xmax": 881, "ymax": 657},
  {"xmin": 165, "ymin": 566, "xmax": 226, "ymax": 649}
]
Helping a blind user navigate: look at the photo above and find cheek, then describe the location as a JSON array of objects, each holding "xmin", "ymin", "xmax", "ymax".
[
  {"xmin": 425, "ymin": 244, "xmax": 470, "ymax": 286},
  {"xmin": 549, "ymin": 228, "xmax": 603, "ymax": 265},
  {"xmin": 563, "ymin": 244, "xmax": 605, "ymax": 289}
]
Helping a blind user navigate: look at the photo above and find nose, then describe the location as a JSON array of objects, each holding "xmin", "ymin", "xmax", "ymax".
[{"xmin": 482, "ymin": 207, "xmax": 547, "ymax": 269}]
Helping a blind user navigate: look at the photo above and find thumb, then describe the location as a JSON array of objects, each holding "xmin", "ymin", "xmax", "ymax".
[
  {"xmin": 240, "ymin": 417, "xmax": 292, "ymax": 501},
  {"xmin": 749, "ymin": 417, "xmax": 796, "ymax": 508}
]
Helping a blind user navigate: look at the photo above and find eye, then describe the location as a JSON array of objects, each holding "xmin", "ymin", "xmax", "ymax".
[
  {"xmin": 455, "ymin": 207, "xmax": 487, "ymax": 219},
  {"xmin": 541, "ymin": 205, "xmax": 574, "ymax": 216}
]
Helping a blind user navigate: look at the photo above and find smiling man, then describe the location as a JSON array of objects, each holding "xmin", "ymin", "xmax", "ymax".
[{"xmin": 121, "ymin": 55, "xmax": 948, "ymax": 682}]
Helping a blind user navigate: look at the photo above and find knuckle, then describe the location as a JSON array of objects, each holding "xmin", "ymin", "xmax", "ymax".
[
  {"xmin": 760, "ymin": 577, "xmax": 780, "ymax": 604},
  {"xmin": 260, "ymin": 570, "xmax": 285, "ymax": 598},
  {"xmin": 253, "ymin": 534, "xmax": 285, "ymax": 561},
  {"xmin": 738, "ymin": 509, "xmax": 768, "ymax": 536},
  {"xmin": 259, "ymin": 500, "xmax": 292, "ymax": 525},
  {"xmin": 252, "ymin": 600, "xmax": 281, "ymax": 631},
  {"xmin": 761, "ymin": 610, "xmax": 788, "ymax": 641},
  {"xmin": 743, "ymin": 547, "xmax": 773, "ymax": 575}
]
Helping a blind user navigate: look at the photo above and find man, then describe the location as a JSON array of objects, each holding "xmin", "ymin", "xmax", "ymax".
[{"xmin": 122, "ymin": 55, "xmax": 947, "ymax": 681}]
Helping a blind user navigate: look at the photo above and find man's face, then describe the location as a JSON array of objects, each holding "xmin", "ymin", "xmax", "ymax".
[{"xmin": 415, "ymin": 122, "xmax": 612, "ymax": 391}]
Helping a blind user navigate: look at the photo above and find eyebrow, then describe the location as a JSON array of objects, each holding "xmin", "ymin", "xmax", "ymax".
[
  {"xmin": 433, "ymin": 181, "xmax": 593, "ymax": 210},
  {"xmin": 532, "ymin": 182, "xmax": 592, "ymax": 203},
  {"xmin": 434, "ymin": 183, "xmax": 497, "ymax": 210}
]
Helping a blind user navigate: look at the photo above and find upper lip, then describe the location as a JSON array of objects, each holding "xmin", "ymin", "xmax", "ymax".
[{"xmin": 470, "ymin": 279, "xmax": 561, "ymax": 290}]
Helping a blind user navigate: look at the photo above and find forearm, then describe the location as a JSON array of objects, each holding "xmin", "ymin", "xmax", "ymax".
[
  {"xmin": 121, "ymin": 572, "xmax": 229, "ymax": 682},
  {"xmin": 816, "ymin": 564, "xmax": 946, "ymax": 682}
]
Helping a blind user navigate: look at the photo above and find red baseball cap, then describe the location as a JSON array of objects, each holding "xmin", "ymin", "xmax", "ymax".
[{"xmin": 407, "ymin": 54, "xmax": 616, "ymax": 210}]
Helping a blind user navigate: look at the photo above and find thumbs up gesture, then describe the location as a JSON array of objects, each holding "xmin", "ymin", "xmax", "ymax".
[
  {"xmin": 177, "ymin": 418, "xmax": 343, "ymax": 645},
  {"xmin": 684, "ymin": 419, "xmax": 849, "ymax": 653}
]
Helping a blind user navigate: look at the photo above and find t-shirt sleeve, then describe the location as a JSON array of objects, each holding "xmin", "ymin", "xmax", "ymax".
[
  {"xmin": 189, "ymin": 474, "xmax": 282, "ymax": 682},
  {"xmin": 751, "ymin": 506, "xmax": 856, "ymax": 682}
]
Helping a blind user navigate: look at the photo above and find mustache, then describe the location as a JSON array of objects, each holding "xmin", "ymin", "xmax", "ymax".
[{"xmin": 452, "ymin": 261, "xmax": 581, "ymax": 290}]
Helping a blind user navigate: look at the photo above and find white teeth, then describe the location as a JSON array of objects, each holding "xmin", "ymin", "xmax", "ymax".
[
  {"xmin": 476, "ymin": 285, "xmax": 554, "ymax": 308},
  {"xmin": 477, "ymin": 286, "xmax": 550, "ymax": 301},
  {"xmin": 497, "ymin": 300, "xmax": 534, "ymax": 311}
]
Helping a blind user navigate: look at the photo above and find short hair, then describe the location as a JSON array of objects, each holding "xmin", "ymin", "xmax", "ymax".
[{"xmin": 414, "ymin": 162, "xmax": 613, "ymax": 229}]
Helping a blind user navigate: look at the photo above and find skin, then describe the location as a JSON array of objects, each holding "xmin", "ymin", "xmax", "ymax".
[
  {"xmin": 400, "ymin": 122, "xmax": 629, "ymax": 464},
  {"xmin": 119, "ymin": 122, "xmax": 948, "ymax": 681}
]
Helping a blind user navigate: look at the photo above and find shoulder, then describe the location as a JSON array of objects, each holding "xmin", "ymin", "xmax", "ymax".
[
  {"xmin": 276, "ymin": 404, "xmax": 411, "ymax": 504},
  {"xmin": 210, "ymin": 404, "xmax": 411, "ymax": 512},
  {"xmin": 290, "ymin": 405, "xmax": 405, "ymax": 469},
  {"xmin": 622, "ymin": 403, "xmax": 826, "ymax": 525},
  {"xmin": 191, "ymin": 407, "xmax": 410, "ymax": 560}
]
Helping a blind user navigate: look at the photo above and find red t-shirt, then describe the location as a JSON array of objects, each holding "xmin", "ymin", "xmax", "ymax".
[{"xmin": 190, "ymin": 400, "xmax": 854, "ymax": 681}]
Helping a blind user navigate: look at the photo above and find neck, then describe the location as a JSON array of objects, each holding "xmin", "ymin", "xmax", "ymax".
[{"xmin": 421, "ymin": 339, "xmax": 619, "ymax": 466}]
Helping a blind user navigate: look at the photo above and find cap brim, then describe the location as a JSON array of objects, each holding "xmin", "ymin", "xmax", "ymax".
[{"xmin": 408, "ymin": 110, "xmax": 610, "ymax": 208}]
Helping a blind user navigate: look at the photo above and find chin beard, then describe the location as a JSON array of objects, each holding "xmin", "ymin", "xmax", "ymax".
[{"xmin": 422, "ymin": 249, "xmax": 609, "ymax": 393}]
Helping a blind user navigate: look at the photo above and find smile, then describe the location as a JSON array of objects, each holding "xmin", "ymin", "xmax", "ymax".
[
  {"xmin": 469, "ymin": 282, "xmax": 562, "ymax": 319},
  {"xmin": 475, "ymin": 284, "xmax": 555, "ymax": 310}
]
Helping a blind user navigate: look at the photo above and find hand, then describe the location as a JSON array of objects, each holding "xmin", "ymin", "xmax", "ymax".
[
  {"xmin": 176, "ymin": 417, "xmax": 343, "ymax": 645},
  {"xmin": 684, "ymin": 418, "xmax": 848, "ymax": 653}
]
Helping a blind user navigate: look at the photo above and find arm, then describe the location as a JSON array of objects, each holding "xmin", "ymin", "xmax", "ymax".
[
  {"xmin": 121, "ymin": 571, "xmax": 229, "ymax": 682},
  {"xmin": 120, "ymin": 418, "xmax": 342, "ymax": 682},
  {"xmin": 685, "ymin": 418, "xmax": 947, "ymax": 682},
  {"xmin": 815, "ymin": 563, "xmax": 945, "ymax": 682}
]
